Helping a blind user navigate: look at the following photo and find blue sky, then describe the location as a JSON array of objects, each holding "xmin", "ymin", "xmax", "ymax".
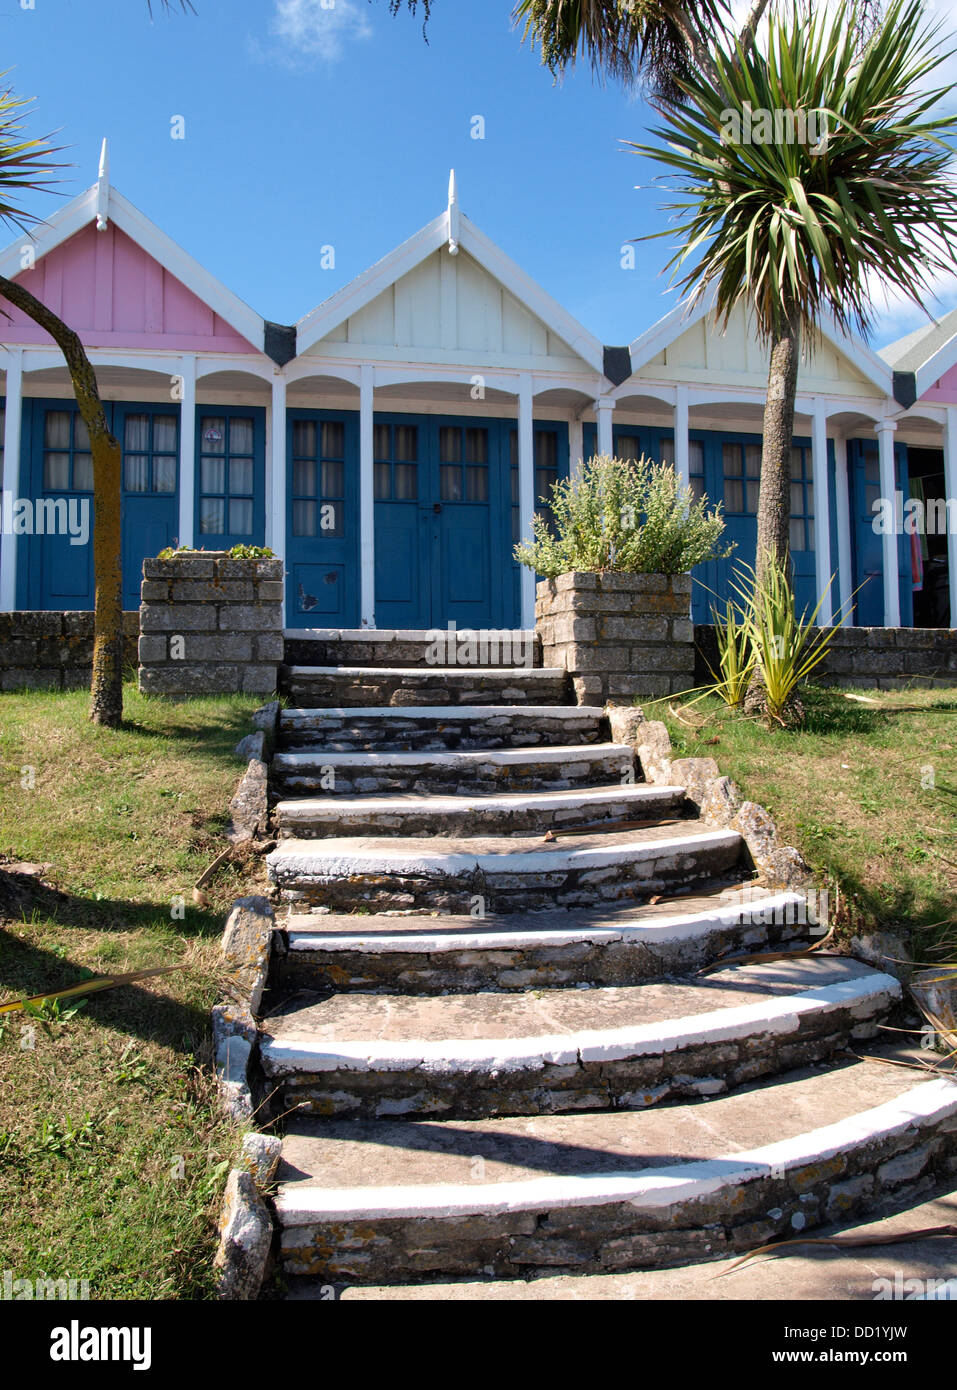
[{"xmin": 5, "ymin": 0, "xmax": 951, "ymax": 350}]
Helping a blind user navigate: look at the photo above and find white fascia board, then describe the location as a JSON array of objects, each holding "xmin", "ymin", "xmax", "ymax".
[
  {"xmin": 0, "ymin": 185, "xmax": 98, "ymax": 278},
  {"xmin": 296, "ymin": 213, "xmax": 450, "ymax": 353},
  {"xmin": 914, "ymin": 331, "xmax": 957, "ymax": 398},
  {"xmin": 108, "ymin": 189, "xmax": 266, "ymax": 353},
  {"xmin": 459, "ymin": 216, "xmax": 605, "ymax": 374}
]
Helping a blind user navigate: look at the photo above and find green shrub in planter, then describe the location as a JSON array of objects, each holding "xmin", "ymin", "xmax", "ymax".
[{"xmin": 513, "ymin": 453, "xmax": 730, "ymax": 577}]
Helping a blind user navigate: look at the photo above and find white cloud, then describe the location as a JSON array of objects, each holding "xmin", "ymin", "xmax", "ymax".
[{"xmin": 251, "ymin": 0, "xmax": 374, "ymax": 68}]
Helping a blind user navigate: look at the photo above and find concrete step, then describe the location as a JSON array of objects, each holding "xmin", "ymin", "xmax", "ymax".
[
  {"xmin": 274, "ymin": 1052, "xmax": 957, "ymax": 1285},
  {"xmin": 274, "ymin": 885, "xmax": 815, "ymax": 994},
  {"xmin": 261, "ymin": 957, "xmax": 899, "ymax": 1120},
  {"xmin": 271, "ymin": 742, "xmax": 636, "ymax": 797},
  {"xmin": 283, "ymin": 629, "xmax": 541, "ymax": 671},
  {"xmin": 277, "ymin": 705, "xmax": 606, "ymax": 752},
  {"xmin": 291, "ymin": 1185, "xmax": 957, "ymax": 1300},
  {"xmin": 266, "ymin": 824, "xmax": 744, "ymax": 912},
  {"xmin": 274, "ymin": 782, "xmax": 686, "ymax": 841},
  {"xmin": 280, "ymin": 666, "xmax": 568, "ymax": 709}
]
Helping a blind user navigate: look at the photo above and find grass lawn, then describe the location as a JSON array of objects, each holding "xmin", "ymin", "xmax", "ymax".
[
  {"xmin": 657, "ymin": 684, "xmax": 957, "ymax": 959},
  {"xmin": 0, "ymin": 682, "xmax": 265, "ymax": 1299}
]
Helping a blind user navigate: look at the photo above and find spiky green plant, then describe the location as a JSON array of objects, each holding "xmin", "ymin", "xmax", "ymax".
[
  {"xmin": 633, "ymin": 0, "xmax": 957, "ymax": 586},
  {"xmin": 707, "ymin": 597, "xmax": 755, "ymax": 707}
]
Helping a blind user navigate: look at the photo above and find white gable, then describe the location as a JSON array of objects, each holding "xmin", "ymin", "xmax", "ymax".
[
  {"xmin": 311, "ymin": 247, "xmax": 592, "ymax": 372},
  {"xmin": 634, "ymin": 302, "xmax": 885, "ymax": 400}
]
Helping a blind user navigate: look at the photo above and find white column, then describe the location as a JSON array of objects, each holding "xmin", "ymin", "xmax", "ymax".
[
  {"xmin": 268, "ymin": 371, "xmax": 286, "ymax": 569},
  {"xmin": 518, "ymin": 374, "xmax": 535, "ymax": 630},
  {"xmin": 811, "ymin": 400, "xmax": 833, "ymax": 625},
  {"xmin": 568, "ymin": 416, "xmax": 584, "ymax": 482},
  {"xmin": 359, "ymin": 363, "xmax": 375, "ymax": 628},
  {"xmin": 876, "ymin": 419, "xmax": 900, "ymax": 627},
  {"xmin": 177, "ymin": 354, "xmax": 196, "ymax": 550},
  {"xmin": 0, "ymin": 349, "xmax": 23, "ymax": 611},
  {"xmin": 596, "ymin": 396, "xmax": 614, "ymax": 457},
  {"xmin": 833, "ymin": 434, "xmax": 852, "ymax": 625},
  {"xmin": 944, "ymin": 407, "xmax": 957, "ymax": 628},
  {"xmin": 674, "ymin": 386, "xmax": 690, "ymax": 489}
]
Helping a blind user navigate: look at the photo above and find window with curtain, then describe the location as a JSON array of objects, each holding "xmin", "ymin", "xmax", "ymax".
[
  {"xmin": 373, "ymin": 422, "xmax": 418, "ymax": 501},
  {"xmin": 790, "ymin": 445, "xmax": 815, "ymax": 551},
  {"xmin": 291, "ymin": 418, "xmax": 345, "ymax": 538},
  {"xmin": 722, "ymin": 442, "xmax": 761, "ymax": 515},
  {"xmin": 123, "ymin": 413, "xmax": 177, "ymax": 495},
  {"xmin": 440, "ymin": 425, "xmax": 489, "ymax": 503},
  {"xmin": 199, "ymin": 415, "xmax": 254, "ymax": 536},
  {"xmin": 510, "ymin": 429, "xmax": 561, "ymax": 541},
  {"xmin": 43, "ymin": 409, "xmax": 93, "ymax": 491},
  {"xmin": 659, "ymin": 437, "xmax": 706, "ymax": 500}
]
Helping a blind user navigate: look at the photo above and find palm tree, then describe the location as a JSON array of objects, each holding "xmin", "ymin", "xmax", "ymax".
[
  {"xmin": 391, "ymin": 0, "xmax": 773, "ymax": 99},
  {"xmin": 633, "ymin": 0, "xmax": 957, "ymax": 584},
  {"xmin": 0, "ymin": 89, "xmax": 124, "ymax": 726}
]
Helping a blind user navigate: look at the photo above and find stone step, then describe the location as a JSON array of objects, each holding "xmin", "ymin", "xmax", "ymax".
[
  {"xmin": 277, "ymin": 705, "xmax": 606, "ymax": 752},
  {"xmin": 274, "ymin": 782, "xmax": 686, "ymax": 841},
  {"xmin": 266, "ymin": 825, "xmax": 744, "ymax": 913},
  {"xmin": 261, "ymin": 957, "xmax": 899, "ymax": 1120},
  {"xmin": 271, "ymin": 742, "xmax": 636, "ymax": 797},
  {"xmin": 280, "ymin": 666, "xmax": 569, "ymax": 709},
  {"xmin": 273, "ymin": 886, "xmax": 815, "ymax": 994},
  {"xmin": 274, "ymin": 1054, "xmax": 957, "ymax": 1285},
  {"xmin": 283, "ymin": 629, "xmax": 541, "ymax": 671}
]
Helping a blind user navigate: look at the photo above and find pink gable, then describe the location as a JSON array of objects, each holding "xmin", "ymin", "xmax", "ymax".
[
  {"xmin": 920, "ymin": 360, "xmax": 957, "ymax": 404},
  {"xmin": 2, "ymin": 222, "xmax": 258, "ymax": 353}
]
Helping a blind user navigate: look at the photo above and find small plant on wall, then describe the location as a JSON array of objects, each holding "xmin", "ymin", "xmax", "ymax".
[
  {"xmin": 156, "ymin": 544, "xmax": 276, "ymax": 560},
  {"xmin": 513, "ymin": 453, "xmax": 730, "ymax": 577}
]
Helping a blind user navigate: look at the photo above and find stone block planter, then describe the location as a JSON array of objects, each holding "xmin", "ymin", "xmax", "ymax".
[
  {"xmin": 536, "ymin": 572, "xmax": 694, "ymax": 705},
  {"xmin": 138, "ymin": 552, "xmax": 284, "ymax": 697}
]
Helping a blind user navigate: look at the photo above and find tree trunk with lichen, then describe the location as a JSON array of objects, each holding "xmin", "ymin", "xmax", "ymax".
[
  {"xmin": 0, "ymin": 274, "xmax": 123, "ymax": 726},
  {"xmin": 744, "ymin": 305, "xmax": 802, "ymax": 722}
]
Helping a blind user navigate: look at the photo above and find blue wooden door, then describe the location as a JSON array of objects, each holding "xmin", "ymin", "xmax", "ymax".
[
  {"xmin": 430, "ymin": 418, "xmax": 499, "ymax": 629},
  {"xmin": 373, "ymin": 415, "xmax": 429, "ymax": 629},
  {"xmin": 285, "ymin": 410, "xmax": 360, "ymax": 628},
  {"xmin": 849, "ymin": 439, "xmax": 913, "ymax": 626},
  {"xmin": 21, "ymin": 399, "xmax": 181, "ymax": 612},
  {"xmin": 114, "ymin": 404, "xmax": 180, "ymax": 609},
  {"xmin": 507, "ymin": 422, "xmax": 570, "ymax": 627}
]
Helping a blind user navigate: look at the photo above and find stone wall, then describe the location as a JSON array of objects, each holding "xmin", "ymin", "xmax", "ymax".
[
  {"xmin": 138, "ymin": 552, "xmax": 283, "ymax": 696},
  {"xmin": 0, "ymin": 612, "xmax": 139, "ymax": 691},
  {"xmin": 694, "ymin": 624, "xmax": 957, "ymax": 690},
  {"xmin": 536, "ymin": 572, "xmax": 695, "ymax": 704}
]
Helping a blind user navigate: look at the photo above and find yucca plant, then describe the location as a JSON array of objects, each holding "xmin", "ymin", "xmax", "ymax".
[
  {"xmin": 730, "ymin": 555, "xmax": 844, "ymax": 726},
  {"xmin": 706, "ymin": 597, "xmax": 755, "ymax": 707}
]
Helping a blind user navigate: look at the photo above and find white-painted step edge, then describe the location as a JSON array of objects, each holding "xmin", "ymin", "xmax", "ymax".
[
  {"xmin": 268, "ymin": 828, "xmax": 741, "ymax": 879},
  {"xmin": 275, "ymin": 783, "xmax": 685, "ymax": 821},
  {"xmin": 276, "ymin": 1075, "xmax": 957, "ymax": 1224},
  {"xmin": 283, "ymin": 666, "xmax": 565, "ymax": 679},
  {"xmin": 261, "ymin": 972, "xmax": 899, "ymax": 1076},
  {"xmin": 280, "ymin": 705, "xmax": 604, "ymax": 721},
  {"xmin": 284, "ymin": 889, "xmax": 806, "ymax": 954},
  {"xmin": 284, "ymin": 629, "xmax": 538, "ymax": 643},
  {"xmin": 273, "ymin": 743, "xmax": 632, "ymax": 769}
]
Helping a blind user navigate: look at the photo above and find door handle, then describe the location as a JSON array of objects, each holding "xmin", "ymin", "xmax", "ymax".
[{"xmin": 433, "ymin": 503, "xmax": 442, "ymax": 514}]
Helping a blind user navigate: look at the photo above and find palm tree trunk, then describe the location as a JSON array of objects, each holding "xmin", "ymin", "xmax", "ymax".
[
  {"xmin": 0, "ymin": 274, "xmax": 124, "ymax": 727},
  {"xmin": 756, "ymin": 308, "xmax": 801, "ymax": 583}
]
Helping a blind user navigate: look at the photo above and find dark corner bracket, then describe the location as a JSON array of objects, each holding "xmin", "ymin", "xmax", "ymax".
[
  {"xmin": 892, "ymin": 370, "xmax": 917, "ymax": 410},
  {"xmin": 603, "ymin": 346, "xmax": 633, "ymax": 387},
  {"xmin": 264, "ymin": 321, "xmax": 298, "ymax": 367}
]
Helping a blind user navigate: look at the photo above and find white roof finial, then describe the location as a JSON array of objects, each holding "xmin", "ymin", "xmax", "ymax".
[
  {"xmin": 447, "ymin": 168, "xmax": 459, "ymax": 256},
  {"xmin": 95, "ymin": 138, "xmax": 110, "ymax": 231}
]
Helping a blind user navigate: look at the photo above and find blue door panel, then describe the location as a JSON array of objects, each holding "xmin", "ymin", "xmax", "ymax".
[
  {"xmin": 850, "ymin": 439, "xmax": 913, "ymax": 627},
  {"xmin": 285, "ymin": 409, "xmax": 359, "ymax": 629}
]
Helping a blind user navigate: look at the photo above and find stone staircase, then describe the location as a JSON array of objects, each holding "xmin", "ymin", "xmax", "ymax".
[{"xmin": 261, "ymin": 630, "xmax": 957, "ymax": 1295}]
